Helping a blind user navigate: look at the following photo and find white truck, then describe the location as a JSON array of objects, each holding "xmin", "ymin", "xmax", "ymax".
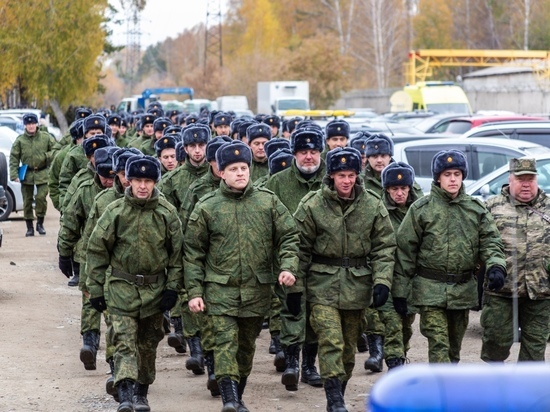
[
  {"xmin": 216, "ymin": 95, "xmax": 249, "ymax": 112},
  {"xmin": 257, "ymin": 81, "xmax": 309, "ymax": 116}
]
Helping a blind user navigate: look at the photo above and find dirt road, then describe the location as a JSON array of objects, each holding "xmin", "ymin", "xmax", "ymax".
[{"xmin": 0, "ymin": 202, "xmax": 538, "ymax": 412}]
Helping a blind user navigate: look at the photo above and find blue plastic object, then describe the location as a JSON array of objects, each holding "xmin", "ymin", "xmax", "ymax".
[{"xmin": 369, "ymin": 363, "xmax": 550, "ymax": 412}]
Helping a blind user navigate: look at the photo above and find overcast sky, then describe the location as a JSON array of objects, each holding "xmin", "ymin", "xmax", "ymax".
[{"xmin": 109, "ymin": 0, "xmax": 228, "ymax": 48}]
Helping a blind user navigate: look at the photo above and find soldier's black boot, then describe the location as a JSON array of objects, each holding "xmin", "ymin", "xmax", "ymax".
[
  {"xmin": 301, "ymin": 343, "xmax": 322, "ymax": 387},
  {"xmin": 133, "ymin": 382, "xmax": 150, "ymax": 412},
  {"xmin": 357, "ymin": 332, "xmax": 368, "ymax": 353},
  {"xmin": 167, "ymin": 316, "xmax": 187, "ymax": 354},
  {"xmin": 163, "ymin": 310, "xmax": 171, "ymax": 333},
  {"xmin": 36, "ymin": 216, "xmax": 46, "ymax": 235},
  {"xmin": 281, "ymin": 344, "xmax": 300, "ymax": 391},
  {"xmin": 237, "ymin": 377, "xmax": 250, "ymax": 412},
  {"xmin": 116, "ymin": 379, "xmax": 134, "ymax": 412},
  {"xmin": 324, "ymin": 377, "xmax": 348, "ymax": 412},
  {"xmin": 186, "ymin": 335, "xmax": 205, "ymax": 375},
  {"xmin": 80, "ymin": 330, "xmax": 99, "ymax": 370},
  {"xmin": 269, "ymin": 334, "xmax": 280, "ymax": 354},
  {"xmin": 205, "ymin": 351, "xmax": 220, "ymax": 397},
  {"xmin": 68, "ymin": 259, "xmax": 80, "ymax": 287},
  {"xmin": 386, "ymin": 357, "xmax": 404, "ymax": 370},
  {"xmin": 25, "ymin": 219, "xmax": 34, "ymax": 237},
  {"xmin": 271, "ymin": 335, "xmax": 285, "ymax": 372},
  {"xmin": 219, "ymin": 377, "xmax": 239, "ymax": 412},
  {"xmin": 364, "ymin": 334, "xmax": 384, "ymax": 372},
  {"xmin": 341, "ymin": 380, "xmax": 348, "ymax": 397},
  {"xmin": 106, "ymin": 357, "xmax": 119, "ymax": 402}
]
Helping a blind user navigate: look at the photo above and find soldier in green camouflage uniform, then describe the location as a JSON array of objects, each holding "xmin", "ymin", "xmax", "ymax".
[
  {"xmin": 294, "ymin": 147, "xmax": 396, "ymax": 412},
  {"xmin": 247, "ymin": 123, "xmax": 271, "ymax": 183},
  {"xmin": 393, "ymin": 150, "xmax": 506, "ymax": 363},
  {"xmin": 127, "ymin": 114, "xmax": 154, "ymax": 149},
  {"xmin": 362, "ymin": 134, "xmax": 425, "ymax": 372},
  {"xmin": 9, "ymin": 113, "xmax": 56, "ymax": 236},
  {"xmin": 107, "ymin": 114, "xmax": 129, "ymax": 147},
  {"xmin": 184, "ymin": 141, "xmax": 300, "ymax": 412},
  {"xmin": 140, "ymin": 117, "xmax": 171, "ymax": 156},
  {"xmin": 86, "ymin": 155, "xmax": 183, "ymax": 412},
  {"xmin": 154, "ymin": 135, "xmax": 178, "ymax": 175},
  {"xmin": 481, "ymin": 158, "xmax": 550, "ymax": 362},
  {"xmin": 265, "ymin": 126, "xmax": 326, "ymax": 390}
]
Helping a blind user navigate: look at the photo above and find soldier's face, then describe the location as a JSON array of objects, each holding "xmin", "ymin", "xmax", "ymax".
[
  {"xmin": 220, "ymin": 162, "xmax": 250, "ymax": 190},
  {"xmin": 25, "ymin": 123, "xmax": 38, "ymax": 134},
  {"xmin": 367, "ymin": 154, "xmax": 391, "ymax": 173},
  {"xmin": 509, "ymin": 174, "xmax": 538, "ymax": 203},
  {"xmin": 270, "ymin": 126, "xmax": 279, "ymax": 137},
  {"xmin": 326, "ymin": 136, "xmax": 348, "ymax": 150},
  {"xmin": 160, "ymin": 148, "xmax": 177, "ymax": 171},
  {"xmin": 86, "ymin": 128, "xmax": 103, "ymax": 138},
  {"xmin": 130, "ymin": 178, "xmax": 155, "ymax": 199},
  {"xmin": 184, "ymin": 143, "xmax": 206, "ymax": 166},
  {"xmin": 117, "ymin": 171, "xmax": 130, "ymax": 187},
  {"xmin": 295, "ymin": 150, "xmax": 320, "ymax": 174},
  {"xmin": 99, "ymin": 175, "xmax": 114, "ymax": 188},
  {"xmin": 438, "ymin": 169, "xmax": 463, "ymax": 198},
  {"xmin": 119, "ymin": 125, "xmax": 127, "ymax": 136},
  {"xmin": 331, "ymin": 170, "xmax": 357, "ymax": 198},
  {"xmin": 110, "ymin": 124, "xmax": 119, "ymax": 134},
  {"xmin": 387, "ymin": 185, "xmax": 410, "ymax": 206},
  {"xmin": 249, "ymin": 138, "xmax": 269, "ymax": 161},
  {"xmin": 154, "ymin": 130, "xmax": 164, "ymax": 140},
  {"xmin": 215, "ymin": 124, "xmax": 230, "ymax": 136},
  {"xmin": 142, "ymin": 124, "xmax": 154, "ymax": 136}
]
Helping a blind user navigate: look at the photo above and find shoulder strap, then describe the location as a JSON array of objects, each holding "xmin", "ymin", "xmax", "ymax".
[{"xmin": 526, "ymin": 206, "xmax": 550, "ymax": 225}]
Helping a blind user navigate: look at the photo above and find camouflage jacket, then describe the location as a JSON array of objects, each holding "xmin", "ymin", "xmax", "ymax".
[
  {"xmin": 363, "ymin": 161, "xmax": 424, "ymax": 198},
  {"xmin": 139, "ymin": 137, "xmax": 156, "ymax": 156},
  {"xmin": 383, "ymin": 188, "xmax": 422, "ymax": 231},
  {"xmin": 265, "ymin": 159, "xmax": 326, "ymax": 214},
  {"xmin": 127, "ymin": 134, "xmax": 150, "ymax": 149},
  {"xmin": 51, "ymin": 132, "xmax": 71, "ymax": 155},
  {"xmin": 184, "ymin": 180, "xmax": 300, "ymax": 317},
  {"xmin": 394, "ymin": 183, "xmax": 506, "ymax": 309},
  {"xmin": 179, "ymin": 166, "xmax": 221, "ymax": 228},
  {"xmin": 294, "ymin": 178, "xmax": 396, "ymax": 310},
  {"xmin": 60, "ymin": 162, "xmax": 95, "ymax": 213},
  {"xmin": 86, "ymin": 187, "xmax": 183, "ymax": 318},
  {"xmin": 486, "ymin": 185, "xmax": 550, "ymax": 299},
  {"xmin": 58, "ymin": 144, "xmax": 87, "ymax": 206},
  {"xmin": 250, "ymin": 159, "xmax": 269, "ymax": 184},
  {"xmin": 157, "ymin": 158, "xmax": 209, "ymax": 210},
  {"xmin": 48, "ymin": 143, "xmax": 74, "ymax": 211},
  {"xmin": 9, "ymin": 129, "xmax": 56, "ymax": 185}
]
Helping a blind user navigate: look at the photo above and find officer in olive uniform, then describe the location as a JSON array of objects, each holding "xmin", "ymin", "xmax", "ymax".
[
  {"xmin": 294, "ymin": 147, "xmax": 396, "ymax": 412},
  {"xmin": 184, "ymin": 141, "xmax": 300, "ymax": 412},
  {"xmin": 482, "ymin": 158, "xmax": 550, "ymax": 362},
  {"xmin": 86, "ymin": 155, "xmax": 183, "ymax": 412},
  {"xmin": 393, "ymin": 150, "xmax": 506, "ymax": 363},
  {"xmin": 9, "ymin": 113, "xmax": 56, "ymax": 236}
]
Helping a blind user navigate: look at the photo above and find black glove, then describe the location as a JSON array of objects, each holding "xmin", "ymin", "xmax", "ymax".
[
  {"xmin": 372, "ymin": 284, "xmax": 389, "ymax": 308},
  {"xmin": 58, "ymin": 255, "xmax": 73, "ymax": 278},
  {"xmin": 393, "ymin": 297, "xmax": 408, "ymax": 317},
  {"xmin": 90, "ymin": 296, "xmax": 107, "ymax": 313},
  {"xmin": 160, "ymin": 289, "xmax": 179, "ymax": 312},
  {"xmin": 487, "ymin": 266, "xmax": 506, "ymax": 292},
  {"xmin": 286, "ymin": 292, "xmax": 302, "ymax": 316}
]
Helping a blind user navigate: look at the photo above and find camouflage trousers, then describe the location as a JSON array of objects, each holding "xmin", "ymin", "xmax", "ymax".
[
  {"xmin": 211, "ymin": 315, "xmax": 264, "ymax": 382},
  {"xmin": 310, "ymin": 304, "xmax": 364, "ymax": 382},
  {"xmin": 21, "ymin": 183, "xmax": 48, "ymax": 219},
  {"xmin": 419, "ymin": 306, "xmax": 469, "ymax": 363},
  {"xmin": 269, "ymin": 286, "xmax": 282, "ymax": 337},
  {"xmin": 481, "ymin": 295, "xmax": 550, "ymax": 362},
  {"xmin": 110, "ymin": 312, "xmax": 164, "ymax": 386},
  {"xmin": 275, "ymin": 284, "xmax": 317, "ymax": 349},
  {"xmin": 81, "ymin": 294, "xmax": 115, "ymax": 360},
  {"xmin": 182, "ymin": 304, "xmax": 203, "ymax": 339}
]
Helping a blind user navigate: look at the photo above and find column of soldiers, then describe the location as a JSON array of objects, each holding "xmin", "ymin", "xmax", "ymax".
[{"xmin": 43, "ymin": 103, "xmax": 549, "ymax": 412}]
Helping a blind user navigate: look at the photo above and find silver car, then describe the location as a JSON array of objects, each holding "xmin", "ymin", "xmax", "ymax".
[{"xmin": 0, "ymin": 126, "xmax": 25, "ymax": 221}]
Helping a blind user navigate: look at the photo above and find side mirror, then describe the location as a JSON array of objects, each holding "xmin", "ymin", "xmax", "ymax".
[{"xmin": 480, "ymin": 184, "xmax": 491, "ymax": 199}]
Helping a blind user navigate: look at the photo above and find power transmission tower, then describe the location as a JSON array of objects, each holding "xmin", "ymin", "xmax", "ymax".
[
  {"xmin": 124, "ymin": 5, "xmax": 141, "ymax": 95},
  {"xmin": 205, "ymin": 0, "xmax": 223, "ymax": 74}
]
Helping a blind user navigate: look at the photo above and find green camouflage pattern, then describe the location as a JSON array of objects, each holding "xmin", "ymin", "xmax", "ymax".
[
  {"xmin": 481, "ymin": 294, "xmax": 550, "ymax": 361},
  {"xmin": 184, "ymin": 180, "xmax": 300, "ymax": 316},
  {"xmin": 139, "ymin": 137, "xmax": 156, "ymax": 156},
  {"xmin": 86, "ymin": 187, "xmax": 184, "ymax": 319},
  {"xmin": 157, "ymin": 158, "xmax": 209, "ymax": 210},
  {"xmin": 51, "ymin": 132, "xmax": 71, "ymax": 155},
  {"xmin": 48, "ymin": 144, "xmax": 74, "ymax": 211},
  {"xmin": 362, "ymin": 162, "xmax": 425, "ymax": 198},
  {"xmin": 293, "ymin": 178, "xmax": 396, "ymax": 310},
  {"xmin": 394, "ymin": 183, "xmax": 506, "ymax": 309},
  {"xmin": 250, "ymin": 159, "xmax": 269, "ymax": 183},
  {"xmin": 127, "ymin": 134, "xmax": 149, "ymax": 149},
  {"xmin": 485, "ymin": 186, "xmax": 550, "ymax": 299},
  {"xmin": 111, "ymin": 312, "xmax": 164, "ymax": 385},
  {"xmin": 419, "ymin": 306, "xmax": 469, "ymax": 363},
  {"xmin": 58, "ymin": 144, "xmax": 88, "ymax": 206},
  {"xmin": 9, "ymin": 129, "xmax": 56, "ymax": 185},
  {"xmin": 21, "ymin": 183, "xmax": 48, "ymax": 219},
  {"xmin": 211, "ymin": 315, "xmax": 263, "ymax": 382},
  {"xmin": 60, "ymin": 162, "xmax": 95, "ymax": 215},
  {"xmin": 310, "ymin": 304, "xmax": 363, "ymax": 381},
  {"xmin": 179, "ymin": 166, "xmax": 221, "ymax": 227}
]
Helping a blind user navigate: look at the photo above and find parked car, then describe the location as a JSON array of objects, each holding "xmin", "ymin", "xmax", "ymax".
[
  {"xmin": 460, "ymin": 120, "xmax": 550, "ymax": 148},
  {"xmin": 0, "ymin": 126, "xmax": 24, "ymax": 221},
  {"xmin": 406, "ymin": 113, "xmax": 466, "ymax": 133},
  {"xmin": 391, "ymin": 137, "xmax": 550, "ymax": 193},
  {"xmin": 442, "ymin": 115, "xmax": 545, "ymax": 135},
  {"xmin": 466, "ymin": 152, "xmax": 550, "ymax": 201}
]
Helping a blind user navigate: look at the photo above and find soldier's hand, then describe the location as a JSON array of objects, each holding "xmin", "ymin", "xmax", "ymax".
[
  {"xmin": 393, "ymin": 297, "xmax": 408, "ymax": 317},
  {"xmin": 189, "ymin": 297, "xmax": 205, "ymax": 313},
  {"xmin": 286, "ymin": 292, "xmax": 302, "ymax": 316},
  {"xmin": 487, "ymin": 266, "xmax": 506, "ymax": 292},
  {"xmin": 160, "ymin": 289, "xmax": 179, "ymax": 312},
  {"xmin": 58, "ymin": 255, "xmax": 73, "ymax": 278},
  {"xmin": 90, "ymin": 296, "xmax": 107, "ymax": 313},
  {"xmin": 372, "ymin": 284, "xmax": 389, "ymax": 308},
  {"xmin": 278, "ymin": 270, "xmax": 296, "ymax": 286}
]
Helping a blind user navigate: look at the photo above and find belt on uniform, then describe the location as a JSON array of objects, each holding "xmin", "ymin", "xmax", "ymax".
[
  {"xmin": 31, "ymin": 165, "xmax": 47, "ymax": 172},
  {"xmin": 418, "ymin": 268, "xmax": 473, "ymax": 284},
  {"xmin": 111, "ymin": 268, "xmax": 163, "ymax": 285},
  {"xmin": 311, "ymin": 255, "xmax": 368, "ymax": 268}
]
